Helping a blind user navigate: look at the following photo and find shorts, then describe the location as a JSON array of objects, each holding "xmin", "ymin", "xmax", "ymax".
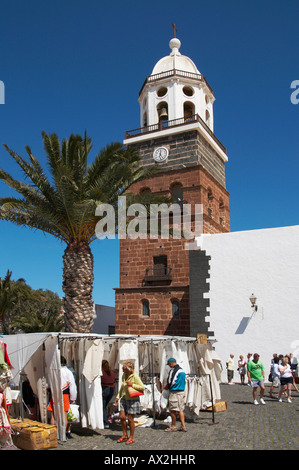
[
  {"xmin": 251, "ymin": 380, "xmax": 264, "ymax": 388},
  {"xmin": 169, "ymin": 391, "xmax": 186, "ymax": 412},
  {"xmin": 280, "ymin": 376, "xmax": 293, "ymax": 386},
  {"xmin": 227, "ymin": 370, "xmax": 234, "ymax": 381},
  {"xmin": 119, "ymin": 397, "xmax": 140, "ymax": 415},
  {"xmin": 48, "ymin": 394, "xmax": 70, "ymax": 412}
]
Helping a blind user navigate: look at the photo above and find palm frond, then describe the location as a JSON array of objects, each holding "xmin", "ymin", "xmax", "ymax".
[{"xmin": 1, "ymin": 132, "xmax": 169, "ymax": 246}]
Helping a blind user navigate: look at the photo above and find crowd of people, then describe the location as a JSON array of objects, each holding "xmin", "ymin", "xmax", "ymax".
[
  {"xmin": 45, "ymin": 351, "xmax": 299, "ymax": 446},
  {"xmin": 2, "ymin": 348, "xmax": 298, "ymax": 448},
  {"xmin": 0, "ymin": 352, "xmax": 190, "ymax": 447},
  {"xmin": 225, "ymin": 352, "xmax": 299, "ymax": 405}
]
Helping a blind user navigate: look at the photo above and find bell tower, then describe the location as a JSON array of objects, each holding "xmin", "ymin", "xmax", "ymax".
[
  {"xmin": 139, "ymin": 36, "xmax": 215, "ymax": 132},
  {"xmin": 115, "ymin": 34, "xmax": 230, "ymax": 338}
]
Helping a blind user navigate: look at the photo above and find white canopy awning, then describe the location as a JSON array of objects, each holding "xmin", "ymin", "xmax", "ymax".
[{"xmin": 3, "ymin": 333, "xmax": 52, "ymax": 385}]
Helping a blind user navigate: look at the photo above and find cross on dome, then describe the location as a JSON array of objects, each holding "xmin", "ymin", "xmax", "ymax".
[
  {"xmin": 170, "ymin": 23, "xmax": 181, "ymax": 56},
  {"xmin": 171, "ymin": 23, "xmax": 177, "ymax": 37}
]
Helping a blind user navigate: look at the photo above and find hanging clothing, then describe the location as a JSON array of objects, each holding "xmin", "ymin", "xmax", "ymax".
[
  {"xmin": 118, "ymin": 340, "xmax": 139, "ymax": 390},
  {"xmin": 140, "ymin": 379, "xmax": 161, "ymax": 415},
  {"xmin": 0, "ymin": 342, "xmax": 13, "ymax": 369},
  {"xmin": 107, "ymin": 340, "xmax": 118, "ymax": 371},
  {"xmin": 44, "ymin": 335, "xmax": 65, "ymax": 441},
  {"xmin": 187, "ymin": 343, "xmax": 199, "ymax": 375},
  {"xmin": 139, "ymin": 343, "xmax": 151, "ymax": 374},
  {"xmin": 0, "ymin": 341, "xmax": 13, "ymax": 408},
  {"xmin": 80, "ymin": 339, "xmax": 104, "ymax": 431},
  {"xmin": 23, "ymin": 346, "xmax": 48, "ymax": 423},
  {"xmin": 82, "ymin": 339, "xmax": 104, "ymax": 383},
  {"xmin": 0, "ymin": 392, "xmax": 13, "ymax": 449},
  {"xmin": 176, "ymin": 342, "xmax": 190, "ymax": 375}
]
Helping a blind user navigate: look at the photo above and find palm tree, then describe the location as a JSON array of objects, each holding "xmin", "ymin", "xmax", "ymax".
[{"xmin": 0, "ymin": 131, "xmax": 163, "ymax": 333}]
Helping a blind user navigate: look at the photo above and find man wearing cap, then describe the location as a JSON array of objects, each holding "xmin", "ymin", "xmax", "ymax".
[
  {"xmin": 247, "ymin": 353, "xmax": 266, "ymax": 405},
  {"xmin": 164, "ymin": 358, "xmax": 187, "ymax": 432}
]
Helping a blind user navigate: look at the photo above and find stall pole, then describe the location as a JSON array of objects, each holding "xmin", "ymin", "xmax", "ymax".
[
  {"xmin": 19, "ymin": 373, "xmax": 25, "ymax": 421},
  {"xmin": 150, "ymin": 339, "xmax": 156, "ymax": 427},
  {"xmin": 208, "ymin": 373, "xmax": 217, "ymax": 425}
]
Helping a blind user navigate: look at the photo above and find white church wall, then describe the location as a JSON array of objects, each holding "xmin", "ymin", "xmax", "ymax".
[
  {"xmin": 196, "ymin": 225, "xmax": 299, "ymax": 382},
  {"xmin": 92, "ymin": 304, "xmax": 115, "ymax": 335}
]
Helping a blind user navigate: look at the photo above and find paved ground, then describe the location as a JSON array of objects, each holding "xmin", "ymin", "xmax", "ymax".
[{"xmin": 51, "ymin": 382, "xmax": 299, "ymax": 451}]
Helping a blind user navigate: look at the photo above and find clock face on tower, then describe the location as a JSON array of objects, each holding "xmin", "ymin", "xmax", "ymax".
[{"xmin": 153, "ymin": 146, "xmax": 169, "ymax": 163}]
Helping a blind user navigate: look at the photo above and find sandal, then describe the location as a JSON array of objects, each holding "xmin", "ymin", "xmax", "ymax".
[
  {"xmin": 178, "ymin": 426, "xmax": 187, "ymax": 432},
  {"xmin": 117, "ymin": 436, "xmax": 128, "ymax": 443},
  {"xmin": 164, "ymin": 426, "xmax": 177, "ymax": 432},
  {"xmin": 125, "ymin": 438, "xmax": 135, "ymax": 445}
]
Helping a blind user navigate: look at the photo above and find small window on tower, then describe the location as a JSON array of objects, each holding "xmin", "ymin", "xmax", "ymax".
[
  {"xmin": 219, "ymin": 199, "xmax": 225, "ymax": 226},
  {"xmin": 171, "ymin": 299, "xmax": 180, "ymax": 317},
  {"xmin": 183, "ymin": 86, "xmax": 194, "ymax": 97},
  {"xmin": 142, "ymin": 299, "xmax": 150, "ymax": 317},
  {"xmin": 153, "ymin": 255, "xmax": 167, "ymax": 276},
  {"xmin": 171, "ymin": 183, "xmax": 184, "ymax": 210},
  {"xmin": 157, "ymin": 87, "xmax": 167, "ymax": 97}
]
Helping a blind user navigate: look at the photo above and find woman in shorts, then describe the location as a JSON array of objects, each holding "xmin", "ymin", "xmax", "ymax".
[
  {"xmin": 114, "ymin": 360, "xmax": 145, "ymax": 445},
  {"xmin": 269, "ymin": 356, "xmax": 280, "ymax": 397},
  {"xmin": 238, "ymin": 355, "xmax": 247, "ymax": 385},
  {"xmin": 277, "ymin": 356, "xmax": 293, "ymax": 403}
]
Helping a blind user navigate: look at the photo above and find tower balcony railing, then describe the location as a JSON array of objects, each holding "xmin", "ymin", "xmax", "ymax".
[
  {"xmin": 139, "ymin": 69, "xmax": 214, "ymax": 95},
  {"xmin": 144, "ymin": 266, "xmax": 173, "ymax": 285},
  {"xmin": 125, "ymin": 114, "xmax": 227, "ymax": 154}
]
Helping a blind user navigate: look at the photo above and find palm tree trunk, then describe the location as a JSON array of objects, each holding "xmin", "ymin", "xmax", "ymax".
[{"xmin": 62, "ymin": 241, "xmax": 94, "ymax": 333}]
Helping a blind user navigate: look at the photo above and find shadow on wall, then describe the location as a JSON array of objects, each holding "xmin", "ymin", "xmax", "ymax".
[
  {"xmin": 164, "ymin": 291, "xmax": 190, "ymax": 336},
  {"xmin": 235, "ymin": 317, "xmax": 251, "ymax": 334}
]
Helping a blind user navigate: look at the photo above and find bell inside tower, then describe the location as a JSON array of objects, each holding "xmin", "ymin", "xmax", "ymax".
[{"xmin": 157, "ymin": 102, "xmax": 168, "ymax": 124}]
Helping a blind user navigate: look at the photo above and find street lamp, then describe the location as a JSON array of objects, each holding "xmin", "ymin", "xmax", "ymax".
[{"xmin": 249, "ymin": 293, "xmax": 258, "ymax": 311}]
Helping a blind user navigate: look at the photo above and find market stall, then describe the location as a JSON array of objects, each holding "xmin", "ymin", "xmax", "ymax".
[{"xmin": 3, "ymin": 333, "xmax": 223, "ymax": 441}]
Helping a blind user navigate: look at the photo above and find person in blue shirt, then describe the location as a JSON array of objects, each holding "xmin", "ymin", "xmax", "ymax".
[{"xmin": 164, "ymin": 358, "xmax": 187, "ymax": 432}]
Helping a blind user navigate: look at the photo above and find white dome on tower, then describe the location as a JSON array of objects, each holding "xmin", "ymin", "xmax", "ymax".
[
  {"xmin": 135, "ymin": 36, "xmax": 216, "ymax": 136},
  {"xmin": 151, "ymin": 38, "xmax": 201, "ymax": 75}
]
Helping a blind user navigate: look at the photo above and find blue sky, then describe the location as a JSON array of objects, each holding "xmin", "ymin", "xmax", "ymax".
[{"xmin": 0, "ymin": 0, "xmax": 298, "ymax": 307}]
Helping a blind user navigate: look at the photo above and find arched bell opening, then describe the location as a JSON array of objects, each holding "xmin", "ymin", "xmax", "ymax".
[
  {"xmin": 157, "ymin": 101, "xmax": 168, "ymax": 125},
  {"xmin": 184, "ymin": 101, "xmax": 195, "ymax": 122}
]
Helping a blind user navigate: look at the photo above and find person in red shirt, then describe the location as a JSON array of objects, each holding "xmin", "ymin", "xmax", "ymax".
[{"xmin": 101, "ymin": 360, "xmax": 115, "ymax": 428}]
